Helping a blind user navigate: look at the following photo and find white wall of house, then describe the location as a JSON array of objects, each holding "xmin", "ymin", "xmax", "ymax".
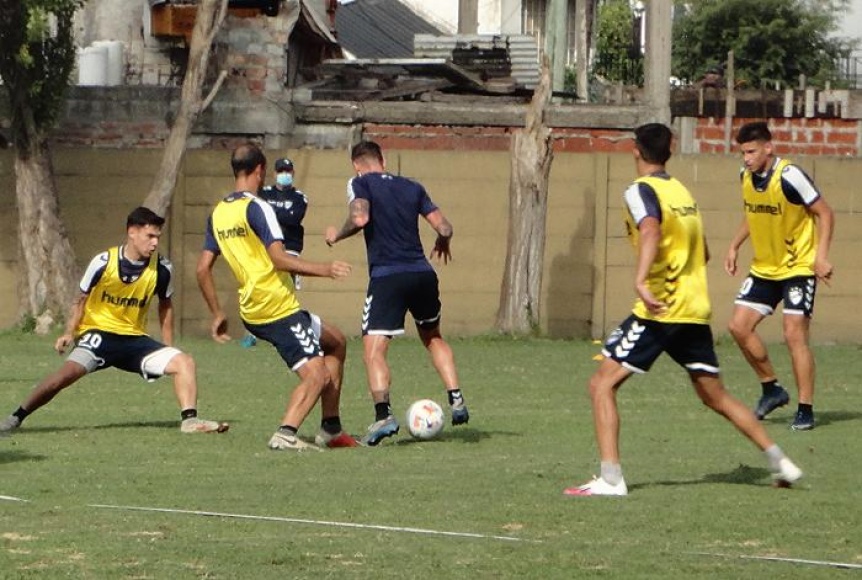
[
  {"xmin": 400, "ymin": 0, "xmax": 522, "ymax": 34},
  {"xmin": 397, "ymin": 0, "xmax": 512, "ymax": 35},
  {"xmin": 74, "ymin": 0, "xmax": 144, "ymax": 48},
  {"xmin": 397, "ymin": 0, "xmax": 458, "ymax": 33}
]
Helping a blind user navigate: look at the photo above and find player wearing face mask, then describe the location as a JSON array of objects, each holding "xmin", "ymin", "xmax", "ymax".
[{"xmin": 259, "ymin": 158, "xmax": 308, "ymax": 257}]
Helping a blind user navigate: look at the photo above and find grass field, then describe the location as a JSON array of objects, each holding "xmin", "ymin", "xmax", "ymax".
[{"xmin": 1, "ymin": 331, "xmax": 860, "ymax": 578}]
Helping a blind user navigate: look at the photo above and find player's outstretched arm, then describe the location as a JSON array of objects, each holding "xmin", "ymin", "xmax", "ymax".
[
  {"xmin": 55, "ymin": 293, "xmax": 87, "ymax": 354},
  {"xmin": 196, "ymin": 250, "xmax": 231, "ymax": 343},
  {"xmin": 724, "ymin": 218, "xmax": 750, "ymax": 276},
  {"xmin": 634, "ymin": 217, "xmax": 667, "ymax": 315},
  {"xmin": 424, "ymin": 209, "xmax": 453, "ymax": 264},
  {"xmin": 267, "ymin": 242, "xmax": 351, "ymax": 279},
  {"xmin": 810, "ymin": 197, "xmax": 835, "ymax": 285},
  {"xmin": 326, "ymin": 198, "xmax": 368, "ymax": 246},
  {"xmin": 158, "ymin": 298, "xmax": 174, "ymax": 346}
]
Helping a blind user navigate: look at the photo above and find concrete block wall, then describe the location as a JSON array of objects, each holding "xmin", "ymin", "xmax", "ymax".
[
  {"xmin": 1, "ymin": 148, "xmax": 859, "ymax": 344},
  {"xmin": 222, "ymin": 12, "xmax": 291, "ymax": 95}
]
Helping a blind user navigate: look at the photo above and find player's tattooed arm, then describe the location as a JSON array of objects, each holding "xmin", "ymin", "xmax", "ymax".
[{"xmin": 325, "ymin": 198, "xmax": 368, "ymax": 246}]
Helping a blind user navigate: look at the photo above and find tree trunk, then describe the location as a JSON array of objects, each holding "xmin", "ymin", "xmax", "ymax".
[
  {"xmin": 142, "ymin": 0, "xmax": 228, "ymax": 216},
  {"xmin": 15, "ymin": 139, "xmax": 79, "ymax": 329},
  {"xmin": 495, "ymin": 57, "xmax": 553, "ymax": 335}
]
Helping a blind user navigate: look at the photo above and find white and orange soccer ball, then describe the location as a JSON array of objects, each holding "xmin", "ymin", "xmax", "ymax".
[{"xmin": 406, "ymin": 399, "xmax": 445, "ymax": 440}]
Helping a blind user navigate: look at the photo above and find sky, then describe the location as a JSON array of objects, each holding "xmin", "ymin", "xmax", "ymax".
[{"xmin": 838, "ymin": 0, "xmax": 862, "ymax": 45}]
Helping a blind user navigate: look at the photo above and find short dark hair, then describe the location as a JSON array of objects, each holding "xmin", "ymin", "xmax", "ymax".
[
  {"xmin": 351, "ymin": 141, "xmax": 384, "ymax": 164},
  {"xmin": 735, "ymin": 121, "xmax": 771, "ymax": 144},
  {"xmin": 633, "ymin": 123, "xmax": 672, "ymax": 165},
  {"xmin": 231, "ymin": 142, "xmax": 267, "ymax": 177},
  {"xmin": 127, "ymin": 207, "xmax": 165, "ymax": 229}
]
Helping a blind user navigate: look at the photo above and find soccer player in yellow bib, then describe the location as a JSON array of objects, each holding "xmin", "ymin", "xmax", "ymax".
[
  {"xmin": 565, "ymin": 123, "xmax": 802, "ymax": 497},
  {"xmin": 196, "ymin": 143, "xmax": 356, "ymax": 451},
  {"xmin": 0, "ymin": 207, "xmax": 228, "ymax": 436},
  {"xmin": 724, "ymin": 122, "xmax": 835, "ymax": 431}
]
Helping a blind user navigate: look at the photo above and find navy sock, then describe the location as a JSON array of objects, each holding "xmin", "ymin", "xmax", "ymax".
[
  {"xmin": 278, "ymin": 425, "xmax": 298, "ymax": 435},
  {"xmin": 761, "ymin": 380, "xmax": 782, "ymax": 395},
  {"xmin": 374, "ymin": 402, "xmax": 392, "ymax": 421},
  {"xmin": 180, "ymin": 409, "xmax": 197, "ymax": 420},
  {"xmin": 447, "ymin": 389, "xmax": 464, "ymax": 406},
  {"xmin": 321, "ymin": 416, "xmax": 342, "ymax": 435},
  {"xmin": 798, "ymin": 403, "xmax": 813, "ymax": 415},
  {"xmin": 13, "ymin": 407, "xmax": 30, "ymax": 423}
]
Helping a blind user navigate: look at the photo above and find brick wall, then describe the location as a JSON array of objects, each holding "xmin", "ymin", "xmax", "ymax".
[
  {"xmin": 363, "ymin": 123, "xmax": 635, "ymax": 153},
  {"xmin": 691, "ymin": 117, "xmax": 862, "ymax": 156},
  {"xmin": 352, "ymin": 119, "xmax": 862, "ymax": 156}
]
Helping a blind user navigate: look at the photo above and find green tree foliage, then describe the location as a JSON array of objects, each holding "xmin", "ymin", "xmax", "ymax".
[
  {"xmin": 672, "ymin": 0, "xmax": 853, "ymax": 88},
  {"xmin": 0, "ymin": 0, "xmax": 83, "ymax": 153},
  {"xmin": 593, "ymin": 0, "xmax": 643, "ymax": 85}
]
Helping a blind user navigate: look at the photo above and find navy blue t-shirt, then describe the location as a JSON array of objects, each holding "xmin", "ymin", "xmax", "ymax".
[
  {"xmin": 258, "ymin": 185, "xmax": 307, "ymax": 254},
  {"xmin": 348, "ymin": 172, "xmax": 437, "ymax": 278}
]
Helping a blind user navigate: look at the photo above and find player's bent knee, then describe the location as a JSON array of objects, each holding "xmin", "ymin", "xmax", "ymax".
[{"xmin": 148, "ymin": 347, "xmax": 189, "ymax": 378}]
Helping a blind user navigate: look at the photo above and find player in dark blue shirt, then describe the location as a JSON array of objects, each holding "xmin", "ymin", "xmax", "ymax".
[
  {"xmin": 326, "ymin": 141, "xmax": 469, "ymax": 446},
  {"xmin": 259, "ymin": 157, "xmax": 308, "ymax": 255}
]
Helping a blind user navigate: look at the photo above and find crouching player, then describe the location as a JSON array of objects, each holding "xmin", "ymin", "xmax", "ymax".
[{"xmin": 0, "ymin": 207, "xmax": 228, "ymax": 435}]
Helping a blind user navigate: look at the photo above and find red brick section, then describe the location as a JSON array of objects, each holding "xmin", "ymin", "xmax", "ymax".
[
  {"xmin": 46, "ymin": 117, "xmax": 859, "ymax": 154},
  {"xmin": 694, "ymin": 117, "xmax": 859, "ymax": 157},
  {"xmin": 363, "ymin": 123, "xmax": 633, "ymax": 152}
]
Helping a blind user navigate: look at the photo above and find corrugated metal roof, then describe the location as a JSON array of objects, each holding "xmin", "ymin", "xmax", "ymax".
[
  {"xmin": 415, "ymin": 34, "xmax": 540, "ymax": 89},
  {"xmin": 335, "ymin": 0, "xmax": 444, "ymax": 59}
]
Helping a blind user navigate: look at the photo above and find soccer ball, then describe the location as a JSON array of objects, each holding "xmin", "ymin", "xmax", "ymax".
[{"xmin": 406, "ymin": 399, "xmax": 445, "ymax": 440}]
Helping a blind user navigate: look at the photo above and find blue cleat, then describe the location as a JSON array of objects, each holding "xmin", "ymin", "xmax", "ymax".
[
  {"xmin": 754, "ymin": 386, "xmax": 789, "ymax": 420},
  {"xmin": 790, "ymin": 409, "xmax": 815, "ymax": 431},
  {"xmin": 361, "ymin": 416, "xmax": 399, "ymax": 446},
  {"xmin": 450, "ymin": 402, "xmax": 470, "ymax": 425},
  {"xmin": 240, "ymin": 334, "xmax": 257, "ymax": 348}
]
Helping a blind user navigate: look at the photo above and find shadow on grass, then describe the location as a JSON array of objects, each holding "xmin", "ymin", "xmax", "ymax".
[
  {"xmin": 761, "ymin": 409, "xmax": 861, "ymax": 429},
  {"xmin": 393, "ymin": 427, "xmax": 511, "ymax": 445},
  {"xmin": 629, "ymin": 464, "xmax": 786, "ymax": 491},
  {"xmin": 0, "ymin": 447, "xmax": 48, "ymax": 464},
  {"xmin": 10, "ymin": 419, "xmax": 240, "ymax": 433}
]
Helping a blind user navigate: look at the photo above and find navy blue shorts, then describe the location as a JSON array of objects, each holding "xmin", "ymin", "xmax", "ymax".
[
  {"xmin": 735, "ymin": 274, "xmax": 816, "ymax": 317},
  {"xmin": 68, "ymin": 330, "xmax": 179, "ymax": 380},
  {"xmin": 362, "ymin": 271, "xmax": 441, "ymax": 336},
  {"xmin": 244, "ymin": 310, "xmax": 322, "ymax": 371},
  {"xmin": 602, "ymin": 315, "xmax": 720, "ymax": 375}
]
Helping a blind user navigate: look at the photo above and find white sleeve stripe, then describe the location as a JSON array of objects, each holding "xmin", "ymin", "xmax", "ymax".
[
  {"xmin": 346, "ymin": 177, "xmax": 356, "ymax": 203},
  {"xmin": 623, "ymin": 184, "xmax": 648, "ymax": 224},
  {"xmin": 79, "ymin": 252, "xmax": 109, "ymax": 293},
  {"xmin": 252, "ymin": 197, "xmax": 284, "ymax": 239},
  {"xmin": 160, "ymin": 257, "xmax": 175, "ymax": 299},
  {"xmin": 782, "ymin": 165, "xmax": 820, "ymax": 205}
]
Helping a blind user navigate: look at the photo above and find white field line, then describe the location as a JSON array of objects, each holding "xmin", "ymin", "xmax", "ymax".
[
  {"xmin": 0, "ymin": 495, "xmax": 29, "ymax": 502},
  {"xmin": 693, "ymin": 552, "xmax": 862, "ymax": 570},
  {"xmin": 89, "ymin": 504, "xmax": 531, "ymax": 543}
]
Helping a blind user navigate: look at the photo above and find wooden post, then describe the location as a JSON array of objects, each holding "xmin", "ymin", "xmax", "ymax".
[{"xmin": 723, "ymin": 50, "xmax": 735, "ymax": 153}]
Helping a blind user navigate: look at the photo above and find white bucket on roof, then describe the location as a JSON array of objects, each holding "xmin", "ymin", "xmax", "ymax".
[
  {"xmin": 77, "ymin": 45, "xmax": 108, "ymax": 86},
  {"xmin": 92, "ymin": 40, "xmax": 124, "ymax": 86}
]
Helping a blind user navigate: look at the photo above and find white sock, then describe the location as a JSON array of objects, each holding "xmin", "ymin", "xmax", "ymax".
[
  {"xmin": 600, "ymin": 461, "xmax": 624, "ymax": 486},
  {"xmin": 764, "ymin": 444, "xmax": 786, "ymax": 470}
]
